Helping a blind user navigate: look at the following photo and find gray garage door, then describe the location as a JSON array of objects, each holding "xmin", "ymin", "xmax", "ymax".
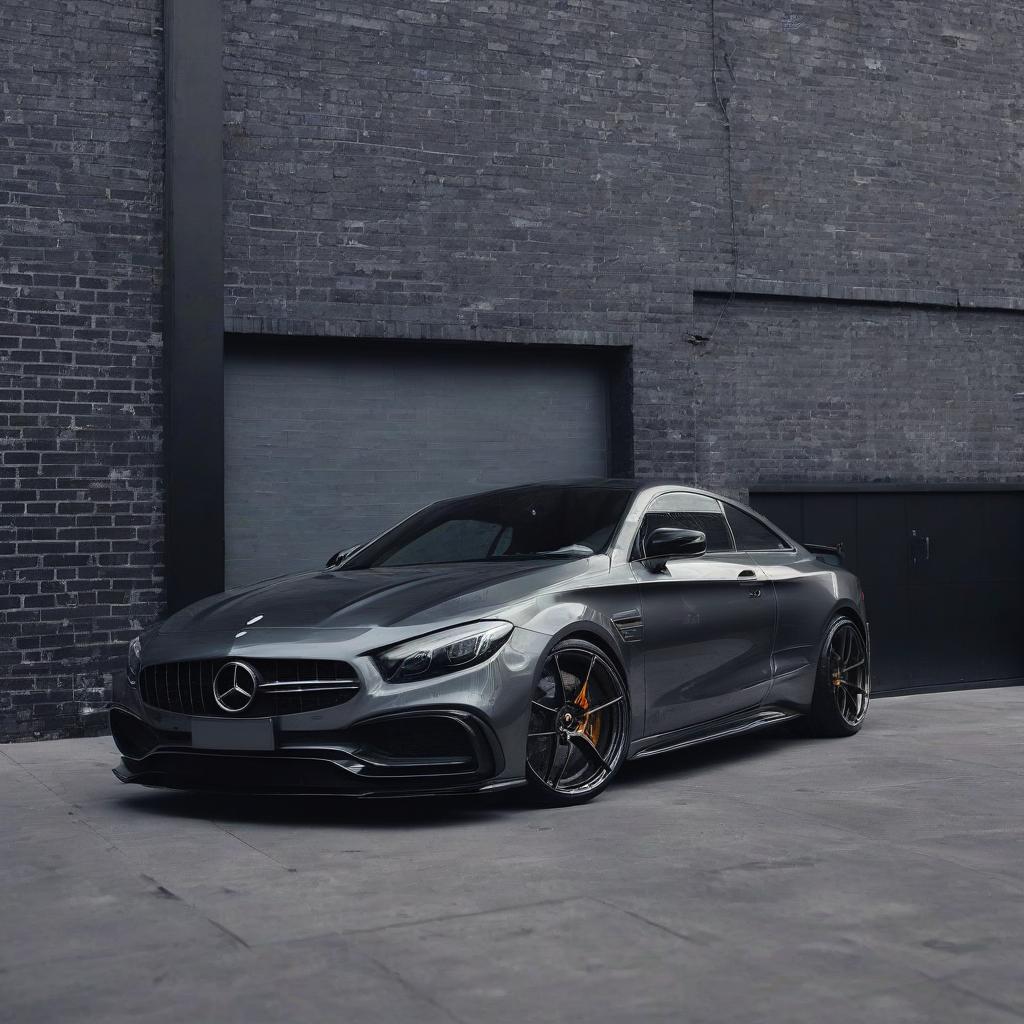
[{"xmin": 225, "ymin": 340, "xmax": 615, "ymax": 587}]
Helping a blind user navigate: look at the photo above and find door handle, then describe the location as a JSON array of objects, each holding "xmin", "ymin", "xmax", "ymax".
[
  {"xmin": 737, "ymin": 570, "xmax": 762, "ymax": 597},
  {"xmin": 910, "ymin": 530, "xmax": 931, "ymax": 563}
]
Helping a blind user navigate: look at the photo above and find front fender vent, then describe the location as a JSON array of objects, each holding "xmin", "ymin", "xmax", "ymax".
[{"xmin": 611, "ymin": 609, "xmax": 643, "ymax": 643}]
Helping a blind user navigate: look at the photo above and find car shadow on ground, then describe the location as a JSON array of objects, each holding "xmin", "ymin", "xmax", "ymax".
[
  {"xmin": 111, "ymin": 721, "xmax": 813, "ymax": 828},
  {"xmin": 113, "ymin": 785, "xmax": 512, "ymax": 829}
]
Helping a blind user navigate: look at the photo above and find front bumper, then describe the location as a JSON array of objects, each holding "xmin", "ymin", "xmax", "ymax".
[
  {"xmin": 111, "ymin": 624, "xmax": 547, "ymax": 796},
  {"xmin": 110, "ymin": 705, "xmax": 520, "ymax": 797}
]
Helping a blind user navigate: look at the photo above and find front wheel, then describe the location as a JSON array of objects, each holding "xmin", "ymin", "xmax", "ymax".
[
  {"xmin": 806, "ymin": 617, "xmax": 870, "ymax": 737},
  {"xmin": 524, "ymin": 639, "xmax": 630, "ymax": 806}
]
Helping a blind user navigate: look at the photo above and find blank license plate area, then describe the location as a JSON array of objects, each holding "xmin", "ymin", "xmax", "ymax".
[{"xmin": 191, "ymin": 718, "xmax": 274, "ymax": 751}]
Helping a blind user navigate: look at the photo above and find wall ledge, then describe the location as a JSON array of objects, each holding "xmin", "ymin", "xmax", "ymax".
[{"xmin": 694, "ymin": 278, "xmax": 1024, "ymax": 314}]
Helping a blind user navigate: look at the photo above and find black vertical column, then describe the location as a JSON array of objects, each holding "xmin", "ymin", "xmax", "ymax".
[{"xmin": 163, "ymin": 0, "xmax": 224, "ymax": 611}]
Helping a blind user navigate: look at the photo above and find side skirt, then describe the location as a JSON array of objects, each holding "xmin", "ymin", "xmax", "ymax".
[{"xmin": 627, "ymin": 706, "xmax": 802, "ymax": 761}]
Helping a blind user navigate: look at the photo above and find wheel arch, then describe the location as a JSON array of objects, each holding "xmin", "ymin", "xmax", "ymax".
[
  {"xmin": 552, "ymin": 625, "xmax": 628, "ymax": 683},
  {"xmin": 811, "ymin": 602, "xmax": 871, "ymax": 704},
  {"xmin": 535, "ymin": 622, "xmax": 640, "ymax": 738},
  {"xmin": 830, "ymin": 600, "xmax": 867, "ymax": 639}
]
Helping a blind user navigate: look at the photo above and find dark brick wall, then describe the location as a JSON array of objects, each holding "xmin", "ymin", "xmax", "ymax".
[
  {"xmin": 222, "ymin": 0, "xmax": 1024, "ymax": 487},
  {"xmin": 223, "ymin": 0, "xmax": 716, "ymax": 345},
  {"xmin": 719, "ymin": 1, "xmax": 1024, "ymax": 300},
  {"xmin": 221, "ymin": 0, "xmax": 722, "ymax": 480},
  {"xmin": 4, "ymin": 0, "xmax": 1024, "ymax": 739},
  {"xmin": 690, "ymin": 295, "xmax": 1024, "ymax": 499},
  {"xmin": 0, "ymin": 0, "xmax": 164, "ymax": 741}
]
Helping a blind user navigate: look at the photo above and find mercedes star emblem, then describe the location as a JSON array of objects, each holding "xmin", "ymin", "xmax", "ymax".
[{"xmin": 212, "ymin": 660, "xmax": 260, "ymax": 713}]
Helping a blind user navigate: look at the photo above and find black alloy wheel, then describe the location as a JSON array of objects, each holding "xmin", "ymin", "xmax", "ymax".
[
  {"xmin": 524, "ymin": 638, "xmax": 630, "ymax": 806},
  {"xmin": 807, "ymin": 617, "xmax": 870, "ymax": 737}
]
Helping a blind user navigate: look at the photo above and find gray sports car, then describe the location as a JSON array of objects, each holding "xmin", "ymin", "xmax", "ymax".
[{"xmin": 111, "ymin": 480, "xmax": 870, "ymax": 805}]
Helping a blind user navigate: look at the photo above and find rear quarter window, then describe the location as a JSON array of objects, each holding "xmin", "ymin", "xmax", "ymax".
[{"xmin": 725, "ymin": 505, "xmax": 790, "ymax": 551}]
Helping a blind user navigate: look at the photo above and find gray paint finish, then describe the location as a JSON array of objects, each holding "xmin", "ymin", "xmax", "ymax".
[
  {"xmin": 113, "ymin": 483, "xmax": 863, "ymax": 799},
  {"xmin": 224, "ymin": 342, "xmax": 611, "ymax": 586}
]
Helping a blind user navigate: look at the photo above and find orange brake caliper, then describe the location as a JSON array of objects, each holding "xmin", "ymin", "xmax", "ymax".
[{"xmin": 574, "ymin": 676, "xmax": 601, "ymax": 744}]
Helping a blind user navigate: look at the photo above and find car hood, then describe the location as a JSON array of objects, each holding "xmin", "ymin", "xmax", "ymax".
[{"xmin": 158, "ymin": 560, "xmax": 591, "ymax": 634}]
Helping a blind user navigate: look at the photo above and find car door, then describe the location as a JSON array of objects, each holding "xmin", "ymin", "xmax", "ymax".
[
  {"xmin": 721, "ymin": 500, "xmax": 816, "ymax": 687},
  {"xmin": 632, "ymin": 492, "xmax": 775, "ymax": 736}
]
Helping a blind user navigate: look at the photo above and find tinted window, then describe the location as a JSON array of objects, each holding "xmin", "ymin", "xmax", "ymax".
[
  {"xmin": 346, "ymin": 485, "xmax": 633, "ymax": 568},
  {"xmin": 379, "ymin": 520, "xmax": 507, "ymax": 566},
  {"xmin": 725, "ymin": 505, "xmax": 789, "ymax": 551},
  {"xmin": 635, "ymin": 511, "xmax": 733, "ymax": 555}
]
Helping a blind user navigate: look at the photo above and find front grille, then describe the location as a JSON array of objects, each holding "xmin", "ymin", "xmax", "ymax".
[{"xmin": 138, "ymin": 659, "xmax": 359, "ymax": 717}]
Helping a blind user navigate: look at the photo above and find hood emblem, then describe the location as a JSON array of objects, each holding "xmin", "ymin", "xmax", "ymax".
[{"xmin": 212, "ymin": 660, "xmax": 260, "ymax": 713}]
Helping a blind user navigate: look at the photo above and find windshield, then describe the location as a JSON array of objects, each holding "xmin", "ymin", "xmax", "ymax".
[{"xmin": 344, "ymin": 485, "xmax": 634, "ymax": 569}]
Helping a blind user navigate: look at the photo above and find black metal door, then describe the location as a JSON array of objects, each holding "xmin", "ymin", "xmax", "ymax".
[
  {"xmin": 751, "ymin": 490, "xmax": 1024, "ymax": 693},
  {"xmin": 905, "ymin": 493, "xmax": 1024, "ymax": 687},
  {"xmin": 853, "ymin": 494, "xmax": 912, "ymax": 691}
]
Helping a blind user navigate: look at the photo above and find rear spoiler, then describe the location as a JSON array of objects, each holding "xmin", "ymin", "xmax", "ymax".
[{"xmin": 805, "ymin": 542, "xmax": 845, "ymax": 566}]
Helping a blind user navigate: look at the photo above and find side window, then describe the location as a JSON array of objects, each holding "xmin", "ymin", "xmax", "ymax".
[
  {"xmin": 724, "ymin": 504, "xmax": 790, "ymax": 551},
  {"xmin": 632, "ymin": 493, "xmax": 733, "ymax": 557}
]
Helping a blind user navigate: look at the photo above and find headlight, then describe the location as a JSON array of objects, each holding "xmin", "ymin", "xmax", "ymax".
[
  {"xmin": 374, "ymin": 620, "xmax": 514, "ymax": 683},
  {"xmin": 127, "ymin": 635, "xmax": 142, "ymax": 685}
]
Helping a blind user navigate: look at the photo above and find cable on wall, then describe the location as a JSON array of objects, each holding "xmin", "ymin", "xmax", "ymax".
[{"xmin": 688, "ymin": 0, "xmax": 738, "ymax": 346}]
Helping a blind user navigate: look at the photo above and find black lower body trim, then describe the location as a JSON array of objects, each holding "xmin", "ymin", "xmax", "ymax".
[
  {"xmin": 110, "ymin": 706, "xmax": 508, "ymax": 796},
  {"xmin": 112, "ymin": 756, "xmax": 523, "ymax": 798},
  {"xmin": 629, "ymin": 706, "xmax": 801, "ymax": 760}
]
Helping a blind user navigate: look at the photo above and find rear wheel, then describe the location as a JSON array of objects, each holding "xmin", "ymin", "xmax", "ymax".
[
  {"xmin": 524, "ymin": 639, "xmax": 630, "ymax": 806},
  {"xmin": 806, "ymin": 617, "xmax": 870, "ymax": 737}
]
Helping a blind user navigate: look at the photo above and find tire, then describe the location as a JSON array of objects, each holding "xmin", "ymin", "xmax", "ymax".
[
  {"xmin": 805, "ymin": 616, "xmax": 871, "ymax": 737},
  {"xmin": 523, "ymin": 638, "xmax": 631, "ymax": 807}
]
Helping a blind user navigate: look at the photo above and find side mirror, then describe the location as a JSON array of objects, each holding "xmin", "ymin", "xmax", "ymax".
[
  {"xmin": 326, "ymin": 545, "xmax": 360, "ymax": 569},
  {"xmin": 642, "ymin": 527, "xmax": 706, "ymax": 573}
]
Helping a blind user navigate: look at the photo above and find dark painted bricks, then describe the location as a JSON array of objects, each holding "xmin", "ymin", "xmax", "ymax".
[
  {"xmin": 2, "ymin": 0, "xmax": 1023, "ymax": 739},
  {"xmin": 0, "ymin": 0, "xmax": 164, "ymax": 740}
]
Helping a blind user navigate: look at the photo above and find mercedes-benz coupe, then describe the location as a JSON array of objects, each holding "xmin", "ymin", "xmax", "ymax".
[{"xmin": 111, "ymin": 481, "xmax": 870, "ymax": 805}]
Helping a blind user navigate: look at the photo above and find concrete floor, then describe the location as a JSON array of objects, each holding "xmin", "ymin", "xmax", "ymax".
[{"xmin": 2, "ymin": 689, "xmax": 1023, "ymax": 1024}]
